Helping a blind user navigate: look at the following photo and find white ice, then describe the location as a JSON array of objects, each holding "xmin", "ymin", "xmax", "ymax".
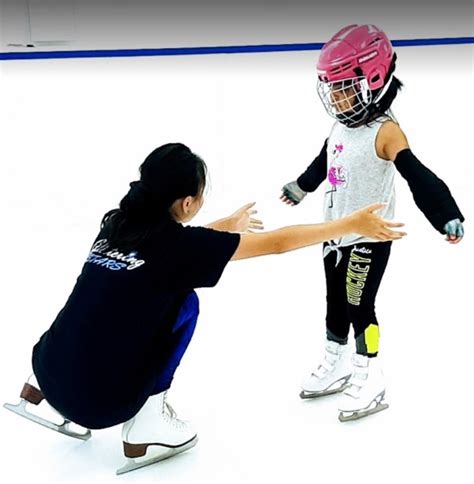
[{"xmin": 0, "ymin": 43, "xmax": 473, "ymax": 484}]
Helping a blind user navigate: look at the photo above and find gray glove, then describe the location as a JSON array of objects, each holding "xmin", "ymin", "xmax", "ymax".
[
  {"xmin": 443, "ymin": 218, "xmax": 464, "ymax": 238},
  {"xmin": 281, "ymin": 181, "xmax": 307, "ymax": 205}
]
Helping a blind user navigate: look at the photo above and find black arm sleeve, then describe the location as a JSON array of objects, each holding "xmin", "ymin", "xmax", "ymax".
[
  {"xmin": 394, "ymin": 148, "xmax": 465, "ymax": 233},
  {"xmin": 296, "ymin": 139, "xmax": 328, "ymax": 193}
]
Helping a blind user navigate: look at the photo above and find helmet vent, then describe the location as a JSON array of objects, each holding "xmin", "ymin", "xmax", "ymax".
[{"xmin": 331, "ymin": 61, "xmax": 352, "ymax": 74}]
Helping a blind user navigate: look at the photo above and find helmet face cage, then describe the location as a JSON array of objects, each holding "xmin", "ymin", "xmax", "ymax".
[{"xmin": 317, "ymin": 75, "xmax": 372, "ymax": 126}]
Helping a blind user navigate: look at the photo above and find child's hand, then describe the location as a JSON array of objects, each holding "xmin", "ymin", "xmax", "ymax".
[
  {"xmin": 230, "ymin": 202, "xmax": 264, "ymax": 233},
  {"xmin": 443, "ymin": 218, "xmax": 464, "ymax": 244},
  {"xmin": 280, "ymin": 181, "xmax": 307, "ymax": 206}
]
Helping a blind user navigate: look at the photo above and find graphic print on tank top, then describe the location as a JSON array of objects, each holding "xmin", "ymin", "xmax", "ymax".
[{"xmin": 326, "ymin": 142, "xmax": 348, "ymax": 208}]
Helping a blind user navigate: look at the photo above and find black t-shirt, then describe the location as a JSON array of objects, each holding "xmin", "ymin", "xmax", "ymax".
[{"xmin": 32, "ymin": 220, "xmax": 240, "ymax": 429}]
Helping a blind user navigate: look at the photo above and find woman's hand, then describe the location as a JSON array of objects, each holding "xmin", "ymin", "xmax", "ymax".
[
  {"xmin": 348, "ymin": 203, "xmax": 406, "ymax": 241},
  {"xmin": 230, "ymin": 202, "xmax": 264, "ymax": 233}
]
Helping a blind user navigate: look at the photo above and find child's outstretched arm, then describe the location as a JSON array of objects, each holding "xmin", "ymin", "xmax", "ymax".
[
  {"xmin": 280, "ymin": 139, "xmax": 328, "ymax": 206},
  {"xmin": 379, "ymin": 122, "xmax": 465, "ymax": 243}
]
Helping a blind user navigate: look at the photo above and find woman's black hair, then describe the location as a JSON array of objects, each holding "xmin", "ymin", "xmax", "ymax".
[{"xmin": 101, "ymin": 143, "xmax": 207, "ymax": 249}]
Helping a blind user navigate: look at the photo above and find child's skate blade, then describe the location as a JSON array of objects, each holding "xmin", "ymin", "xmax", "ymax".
[
  {"xmin": 338, "ymin": 392, "xmax": 389, "ymax": 422},
  {"xmin": 300, "ymin": 375, "xmax": 350, "ymax": 399}
]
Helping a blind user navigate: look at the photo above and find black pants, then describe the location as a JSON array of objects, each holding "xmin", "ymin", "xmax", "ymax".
[{"xmin": 323, "ymin": 241, "xmax": 392, "ymax": 356}]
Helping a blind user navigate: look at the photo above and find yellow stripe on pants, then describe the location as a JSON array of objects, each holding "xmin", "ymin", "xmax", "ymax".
[{"xmin": 364, "ymin": 324, "xmax": 380, "ymax": 354}]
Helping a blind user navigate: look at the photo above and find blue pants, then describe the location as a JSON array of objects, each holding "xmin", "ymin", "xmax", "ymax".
[{"xmin": 150, "ymin": 291, "xmax": 200, "ymax": 395}]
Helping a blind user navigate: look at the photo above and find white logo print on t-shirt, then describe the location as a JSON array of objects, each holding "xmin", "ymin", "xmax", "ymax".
[{"xmin": 86, "ymin": 239, "xmax": 146, "ymax": 271}]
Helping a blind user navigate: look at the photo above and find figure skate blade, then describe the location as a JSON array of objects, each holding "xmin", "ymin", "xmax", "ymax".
[
  {"xmin": 116, "ymin": 436, "xmax": 198, "ymax": 475},
  {"xmin": 3, "ymin": 400, "xmax": 91, "ymax": 440}
]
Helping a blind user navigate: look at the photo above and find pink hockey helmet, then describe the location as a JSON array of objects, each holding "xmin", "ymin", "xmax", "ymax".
[
  {"xmin": 317, "ymin": 24, "xmax": 394, "ymax": 89},
  {"xmin": 316, "ymin": 24, "xmax": 395, "ymax": 126}
]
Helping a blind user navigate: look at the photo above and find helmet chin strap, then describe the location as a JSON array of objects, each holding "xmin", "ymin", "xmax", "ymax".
[
  {"xmin": 336, "ymin": 110, "xmax": 368, "ymax": 127},
  {"xmin": 373, "ymin": 74, "xmax": 394, "ymax": 103}
]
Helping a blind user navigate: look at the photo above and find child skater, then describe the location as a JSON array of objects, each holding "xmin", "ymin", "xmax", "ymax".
[{"xmin": 280, "ymin": 24, "xmax": 465, "ymax": 421}]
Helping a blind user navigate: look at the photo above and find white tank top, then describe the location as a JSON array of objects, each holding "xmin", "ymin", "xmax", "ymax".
[{"xmin": 323, "ymin": 118, "xmax": 396, "ymax": 263}]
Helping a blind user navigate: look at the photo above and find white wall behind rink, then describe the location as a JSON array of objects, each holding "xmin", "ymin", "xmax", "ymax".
[{"xmin": 1, "ymin": 0, "xmax": 473, "ymax": 50}]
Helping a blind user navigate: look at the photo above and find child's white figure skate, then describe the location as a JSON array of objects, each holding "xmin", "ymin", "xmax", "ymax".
[
  {"xmin": 3, "ymin": 374, "xmax": 91, "ymax": 440},
  {"xmin": 300, "ymin": 340, "xmax": 352, "ymax": 399},
  {"xmin": 338, "ymin": 354, "xmax": 389, "ymax": 422},
  {"xmin": 117, "ymin": 390, "xmax": 198, "ymax": 475}
]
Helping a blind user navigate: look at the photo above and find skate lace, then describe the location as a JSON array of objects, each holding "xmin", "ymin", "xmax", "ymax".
[
  {"xmin": 165, "ymin": 402, "xmax": 177, "ymax": 419},
  {"xmin": 162, "ymin": 395, "xmax": 187, "ymax": 429}
]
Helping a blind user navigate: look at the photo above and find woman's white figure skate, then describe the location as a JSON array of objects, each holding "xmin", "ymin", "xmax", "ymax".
[
  {"xmin": 300, "ymin": 340, "xmax": 352, "ymax": 399},
  {"xmin": 117, "ymin": 390, "xmax": 198, "ymax": 475},
  {"xmin": 3, "ymin": 374, "xmax": 91, "ymax": 440},
  {"xmin": 338, "ymin": 354, "xmax": 389, "ymax": 422}
]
